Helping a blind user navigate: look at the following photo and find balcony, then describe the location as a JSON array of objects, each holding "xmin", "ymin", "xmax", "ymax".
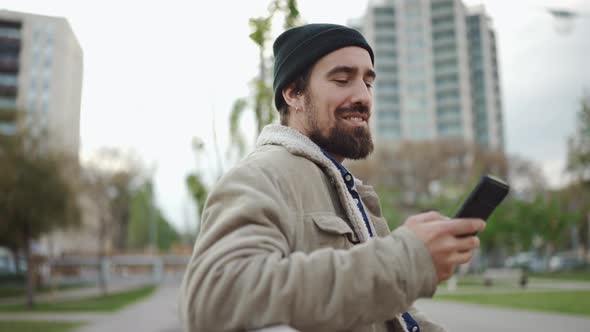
[
  {"xmin": 433, "ymin": 35, "xmax": 456, "ymax": 48},
  {"xmin": 431, "ymin": 20, "xmax": 456, "ymax": 34},
  {"xmin": 431, "ymin": 6, "xmax": 455, "ymax": 18}
]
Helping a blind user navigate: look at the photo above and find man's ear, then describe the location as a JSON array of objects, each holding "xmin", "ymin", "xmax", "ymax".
[{"xmin": 282, "ymin": 82, "xmax": 303, "ymax": 111}]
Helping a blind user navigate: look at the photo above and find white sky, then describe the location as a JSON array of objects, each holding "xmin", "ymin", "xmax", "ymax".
[{"xmin": 2, "ymin": 0, "xmax": 589, "ymax": 232}]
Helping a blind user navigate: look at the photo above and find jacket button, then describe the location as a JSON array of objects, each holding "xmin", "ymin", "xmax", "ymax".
[
  {"xmin": 412, "ymin": 326, "xmax": 418, "ymax": 332},
  {"xmin": 345, "ymin": 174, "xmax": 352, "ymax": 182}
]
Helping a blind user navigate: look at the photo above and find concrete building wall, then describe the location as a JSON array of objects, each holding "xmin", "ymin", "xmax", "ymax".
[{"xmin": 0, "ymin": 9, "xmax": 82, "ymax": 158}]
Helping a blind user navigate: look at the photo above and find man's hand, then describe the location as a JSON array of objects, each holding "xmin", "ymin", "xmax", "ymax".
[{"xmin": 403, "ymin": 211, "xmax": 485, "ymax": 282}]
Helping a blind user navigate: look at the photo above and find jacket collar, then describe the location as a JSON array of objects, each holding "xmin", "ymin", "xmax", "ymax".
[{"xmin": 256, "ymin": 124, "xmax": 371, "ymax": 242}]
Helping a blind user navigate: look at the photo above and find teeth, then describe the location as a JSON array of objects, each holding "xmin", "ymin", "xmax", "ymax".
[{"xmin": 348, "ymin": 117, "xmax": 363, "ymax": 122}]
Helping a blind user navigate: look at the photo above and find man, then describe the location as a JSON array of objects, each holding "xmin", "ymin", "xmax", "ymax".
[{"xmin": 179, "ymin": 23, "xmax": 485, "ymax": 332}]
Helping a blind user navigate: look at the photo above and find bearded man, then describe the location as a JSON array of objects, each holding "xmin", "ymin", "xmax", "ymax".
[{"xmin": 179, "ymin": 23, "xmax": 484, "ymax": 332}]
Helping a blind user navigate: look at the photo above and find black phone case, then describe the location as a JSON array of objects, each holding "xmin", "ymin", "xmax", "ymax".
[{"xmin": 453, "ymin": 175, "xmax": 510, "ymax": 221}]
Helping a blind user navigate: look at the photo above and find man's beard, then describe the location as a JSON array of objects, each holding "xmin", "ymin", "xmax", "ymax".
[{"xmin": 304, "ymin": 94, "xmax": 374, "ymax": 160}]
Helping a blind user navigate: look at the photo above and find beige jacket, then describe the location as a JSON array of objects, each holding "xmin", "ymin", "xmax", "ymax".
[{"xmin": 179, "ymin": 125, "xmax": 446, "ymax": 332}]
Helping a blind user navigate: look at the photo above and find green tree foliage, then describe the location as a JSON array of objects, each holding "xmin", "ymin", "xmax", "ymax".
[
  {"xmin": 375, "ymin": 187, "xmax": 403, "ymax": 231},
  {"xmin": 127, "ymin": 181, "xmax": 178, "ymax": 252},
  {"xmin": 186, "ymin": 174, "xmax": 207, "ymax": 221},
  {"xmin": 0, "ymin": 132, "xmax": 80, "ymax": 307},
  {"xmin": 564, "ymin": 91, "xmax": 590, "ymax": 260},
  {"xmin": 85, "ymin": 148, "xmax": 146, "ymax": 251},
  {"xmin": 185, "ymin": 138, "xmax": 209, "ymax": 235},
  {"xmin": 229, "ymin": 0, "xmax": 301, "ymax": 157},
  {"xmin": 567, "ymin": 92, "xmax": 590, "ymax": 184}
]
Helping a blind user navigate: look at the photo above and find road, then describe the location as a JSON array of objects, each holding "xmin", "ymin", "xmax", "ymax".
[{"xmin": 415, "ymin": 298, "xmax": 590, "ymax": 332}]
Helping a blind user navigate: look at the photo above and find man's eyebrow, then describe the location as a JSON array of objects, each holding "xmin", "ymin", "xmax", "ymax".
[
  {"xmin": 325, "ymin": 66, "xmax": 376, "ymax": 80},
  {"xmin": 325, "ymin": 65, "xmax": 357, "ymax": 77}
]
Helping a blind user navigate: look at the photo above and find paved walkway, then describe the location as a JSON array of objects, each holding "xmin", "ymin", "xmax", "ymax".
[
  {"xmin": 0, "ymin": 279, "xmax": 182, "ymax": 332},
  {"xmin": 2, "ymin": 276, "xmax": 589, "ymax": 331},
  {"xmin": 416, "ymin": 298, "xmax": 590, "ymax": 332},
  {"xmin": 0, "ymin": 274, "xmax": 183, "ymax": 332},
  {"xmin": 75, "ymin": 280, "xmax": 181, "ymax": 332}
]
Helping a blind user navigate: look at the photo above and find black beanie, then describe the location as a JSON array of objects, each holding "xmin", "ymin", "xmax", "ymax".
[{"xmin": 272, "ymin": 23, "xmax": 375, "ymax": 110}]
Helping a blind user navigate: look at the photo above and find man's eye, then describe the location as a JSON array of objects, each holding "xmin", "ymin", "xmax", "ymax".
[
  {"xmin": 365, "ymin": 81, "xmax": 374, "ymax": 88},
  {"xmin": 333, "ymin": 79, "xmax": 348, "ymax": 84}
]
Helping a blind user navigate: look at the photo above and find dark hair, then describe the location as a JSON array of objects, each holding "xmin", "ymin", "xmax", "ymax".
[{"xmin": 278, "ymin": 67, "xmax": 312, "ymax": 125}]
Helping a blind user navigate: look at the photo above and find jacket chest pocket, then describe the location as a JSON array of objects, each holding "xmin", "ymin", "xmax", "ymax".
[{"xmin": 305, "ymin": 215, "xmax": 356, "ymax": 250}]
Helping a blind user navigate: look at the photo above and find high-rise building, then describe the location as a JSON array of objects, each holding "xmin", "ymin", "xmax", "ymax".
[
  {"xmin": 466, "ymin": 5, "xmax": 504, "ymax": 150},
  {"xmin": 0, "ymin": 10, "xmax": 83, "ymax": 157},
  {"xmin": 355, "ymin": 0, "xmax": 504, "ymax": 150}
]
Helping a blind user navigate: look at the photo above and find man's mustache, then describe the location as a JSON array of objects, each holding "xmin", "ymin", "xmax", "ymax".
[{"xmin": 336, "ymin": 103, "xmax": 370, "ymax": 115}]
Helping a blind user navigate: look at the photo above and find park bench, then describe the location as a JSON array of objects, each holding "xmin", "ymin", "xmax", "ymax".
[{"xmin": 483, "ymin": 268, "xmax": 527, "ymax": 287}]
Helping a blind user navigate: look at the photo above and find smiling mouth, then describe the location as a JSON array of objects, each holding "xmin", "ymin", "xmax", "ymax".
[{"xmin": 341, "ymin": 114, "xmax": 368, "ymax": 125}]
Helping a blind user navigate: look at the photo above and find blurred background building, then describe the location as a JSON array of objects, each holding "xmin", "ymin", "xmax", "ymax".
[
  {"xmin": 0, "ymin": 9, "xmax": 83, "ymax": 158},
  {"xmin": 0, "ymin": 10, "xmax": 91, "ymax": 258},
  {"xmin": 353, "ymin": 0, "xmax": 504, "ymax": 151}
]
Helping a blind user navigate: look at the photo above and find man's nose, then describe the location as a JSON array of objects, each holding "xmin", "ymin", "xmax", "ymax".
[{"xmin": 350, "ymin": 79, "xmax": 372, "ymax": 107}]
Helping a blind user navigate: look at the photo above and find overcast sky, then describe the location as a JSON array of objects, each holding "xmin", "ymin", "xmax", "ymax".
[{"xmin": 3, "ymin": 0, "xmax": 589, "ymax": 232}]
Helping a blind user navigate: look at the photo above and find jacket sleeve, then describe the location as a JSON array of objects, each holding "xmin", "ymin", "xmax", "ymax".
[{"xmin": 178, "ymin": 163, "xmax": 438, "ymax": 331}]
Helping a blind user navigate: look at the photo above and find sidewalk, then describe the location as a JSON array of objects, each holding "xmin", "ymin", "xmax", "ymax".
[
  {"xmin": 0, "ymin": 277, "xmax": 183, "ymax": 332},
  {"xmin": 75, "ymin": 280, "xmax": 181, "ymax": 332}
]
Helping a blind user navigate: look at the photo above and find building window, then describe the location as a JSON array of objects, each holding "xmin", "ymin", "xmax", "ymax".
[
  {"xmin": 0, "ymin": 73, "xmax": 17, "ymax": 86},
  {"xmin": 0, "ymin": 27, "xmax": 20, "ymax": 39},
  {"xmin": 0, "ymin": 122, "xmax": 17, "ymax": 135},
  {"xmin": 0, "ymin": 96, "xmax": 17, "ymax": 109}
]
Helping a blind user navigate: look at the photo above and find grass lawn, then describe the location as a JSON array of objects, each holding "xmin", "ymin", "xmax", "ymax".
[
  {"xmin": 439, "ymin": 276, "xmax": 514, "ymax": 288},
  {"xmin": 0, "ymin": 320, "xmax": 84, "ymax": 332},
  {"xmin": 0, "ymin": 285, "xmax": 155, "ymax": 312},
  {"xmin": 0, "ymin": 283, "xmax": 90, "ymax": 299},
  {"xmin": 434, "ymin": 289, "xmax": 590, "ymax": 317},
  {"xmin": 530, "ymin": 270, "xmax": 590, "ymax": 281}
]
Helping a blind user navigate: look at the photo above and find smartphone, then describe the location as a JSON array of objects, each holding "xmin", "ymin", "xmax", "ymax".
[{"xmin": 453, "ymin": 175, "xmax": 510, "ymax": 235}]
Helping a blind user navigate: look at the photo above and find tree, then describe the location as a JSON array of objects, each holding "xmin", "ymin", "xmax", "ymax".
[
  {"xmin": 185, "ymin": 138, "xmax": 209, "ymax": 236},
  {"xmin": 0, "ymin": 132, "xmax": 80, "ymax": 307},
  {"xmin": 85, "ymin": 148, "xmax": 146, "ymax": 251},
  {"xmin": 353, "ymin": 139, "xmax": 507, "ymax": 209},
  {"xmin": 567, "ymin": 91, "xmax": 590, "ymax": 184},
  {"xmin": 81, "ymin": 148, "xmax": 148, "ymax": 294},
  {"xmin": 228, "ymin": 0, "xmax": 301, "ymax": 159},
  {"xmin": 80, "ymin": 165, "xmax": 118, "ymax": 295},
  {"xmin": 564, "ymin": 92, "xmax": 590, "ymax": 261},
  {"xmin": 127, "ymin": 181, "xmax": 178, "ymax": 251}
]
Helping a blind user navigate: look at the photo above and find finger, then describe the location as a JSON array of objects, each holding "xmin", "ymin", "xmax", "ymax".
[
  {"xmin": 448, "ymin": 250, "xmax": 474, "ymax": 265},
  {"xmin": 454, "ymin": 235, "xmax": 480, "ymax": 252},
  {"xmin": 406, "ymin": 211, "xmax": 446, "ymax": 225},
  {"xmin": 446, "ymin": 218, "xmax": 485, "ymax": 236}
]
